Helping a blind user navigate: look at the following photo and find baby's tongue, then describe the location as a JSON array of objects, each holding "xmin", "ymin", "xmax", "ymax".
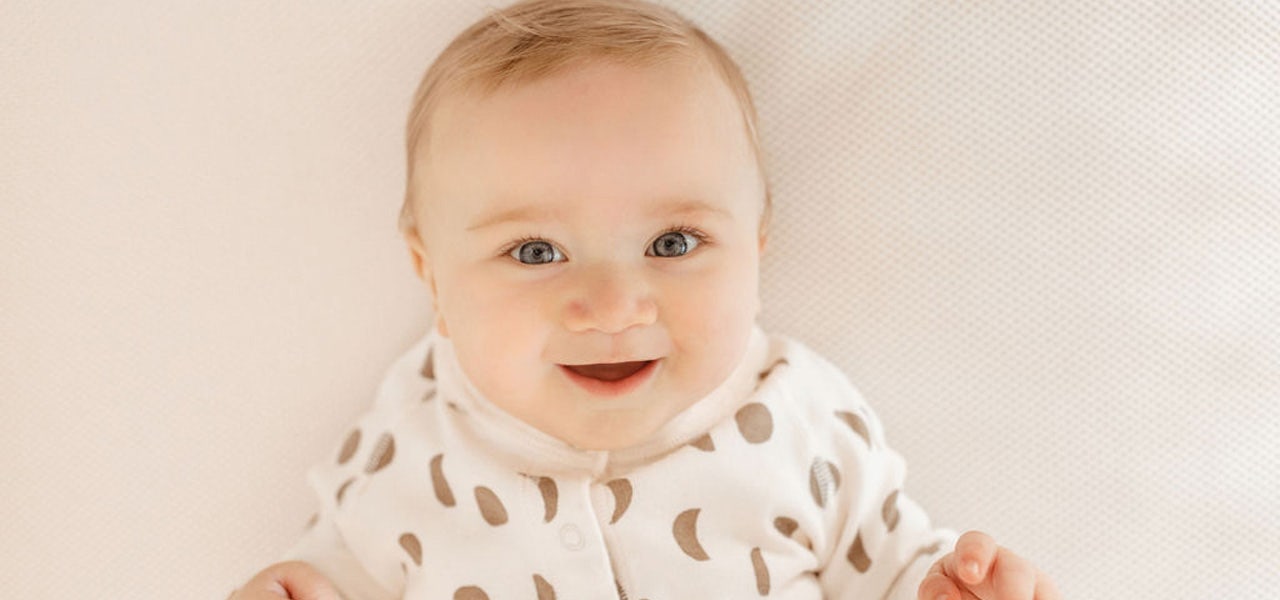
[{"xmin": 565, "ymin": 361, "xmax": 649, "ymax": 382}]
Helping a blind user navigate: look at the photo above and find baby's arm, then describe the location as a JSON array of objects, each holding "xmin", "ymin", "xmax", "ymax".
[
  {"xmin": 787, "ymin": 345, "xmax": 954, "ymax": 599},
  {"xmin": 815, "ymin": 419, "xmax": 956, "ymax": 600},
  {"xmin": 228, "ymin": 513, "xmax": 394, "ymax": 600},
  {"xmin": 228, "ymin": 560, "xmax": 340, "ymax": 600},
  {"xmin": 274, "ymin": 509, "xmax": 398, "ymax": 600}
]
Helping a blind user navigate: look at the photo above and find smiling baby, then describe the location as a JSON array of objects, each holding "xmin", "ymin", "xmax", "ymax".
[{"xmin": 230, "ymin": 1, "xmax": 1058, "ymax": 599}]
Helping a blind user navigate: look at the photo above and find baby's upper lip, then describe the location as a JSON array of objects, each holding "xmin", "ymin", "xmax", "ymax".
[{"xmin": 558, "ymin": 357, "xmax": 659, "ymax": 366}]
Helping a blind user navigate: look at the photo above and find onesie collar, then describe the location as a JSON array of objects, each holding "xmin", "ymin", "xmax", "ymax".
[{"xmin": 426, "ymin": 325, "xmax": 770, "ymax": 480}]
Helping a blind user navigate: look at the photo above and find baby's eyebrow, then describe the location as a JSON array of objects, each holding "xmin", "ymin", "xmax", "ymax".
[
  {"xmin": 466, "ymin": 205, "xmax": 555, "ymax": 232},
  {"xmin": 466, "ymin": 198, "xmax": 729, "ymax": 232},
  {"xmin": 660, "ymin": 199, "xmax": 732, "ymax": 220}
]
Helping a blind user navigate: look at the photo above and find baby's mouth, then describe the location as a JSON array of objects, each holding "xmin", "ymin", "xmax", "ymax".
[{"xmin": 563, "ymin": 360, "xmax": 653, "ymax": 382}]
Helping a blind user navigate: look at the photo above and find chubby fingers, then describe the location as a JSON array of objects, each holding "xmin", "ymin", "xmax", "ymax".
[
  {"xmin": 244, "ymin": 561, "xmax": 341, "ymax": 600},
  {"xmin": 918, "ymin": 531, "xmax": 1057, "ymax": 600},
  {"xmin": 1033, "ymin": 569, "xmax": 1062, "ymax": 600},
  {"xmin": 918, "ymin": 554, "xmax": 965, "ymax": 600},
  {"xmin": 952, "ymin": 530, "xmax": 999, "ymax": 586}
]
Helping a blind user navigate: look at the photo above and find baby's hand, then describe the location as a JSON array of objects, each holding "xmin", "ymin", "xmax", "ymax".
[
  {"xmin": 917, "ymin": 531, "xmax": 1059, "ymax": 600},
  {"xmin": 228, "ymin": 561, "xmax": 342, "ymax": 600}
]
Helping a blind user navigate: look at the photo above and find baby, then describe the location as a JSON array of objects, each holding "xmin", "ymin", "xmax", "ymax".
[{"xmin": 233, "ymin": 0, "xmax": 1058, "ymax": 599}]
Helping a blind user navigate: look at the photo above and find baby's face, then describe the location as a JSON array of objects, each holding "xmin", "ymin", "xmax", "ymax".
[{"xmin": 405, "ymin": 58, "xmax": 766, "ymax": 450}]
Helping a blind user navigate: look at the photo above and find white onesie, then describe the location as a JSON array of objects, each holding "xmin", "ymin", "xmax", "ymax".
[{"xmin": 283, "ymin": 325, "xmax": 956, "ymax": 599}]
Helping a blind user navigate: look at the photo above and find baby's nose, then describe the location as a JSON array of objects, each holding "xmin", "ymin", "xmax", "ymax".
[{"xmin": 561, "ymin": 264, "xmax": 657, "ymax": 334}]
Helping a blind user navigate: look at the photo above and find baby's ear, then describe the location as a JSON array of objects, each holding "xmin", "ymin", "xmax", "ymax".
[
  {"xmin": 401, "ymin": 229, "xmax": 449, "ymax": 337},
  {"xmin": 402, "ymin": 229, "xmax": 431, "ymax": 283}
]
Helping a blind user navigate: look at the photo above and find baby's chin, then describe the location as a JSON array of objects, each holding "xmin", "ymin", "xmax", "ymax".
[{"xmin": 547, "ymin": 409, "xmax": 674, "ymax": 452}]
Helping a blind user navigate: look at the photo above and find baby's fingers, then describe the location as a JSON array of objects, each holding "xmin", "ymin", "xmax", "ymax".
[
  {"xmin": 1033, "ymin": 570, "xmax": 1062, "ymax": 600},
  {"xmin": 236, "ymin": 561, "xmax": 341, "ymax": 600},
  {"xmin": 985, "ymin": 547, "xmax": 1037, "ymax": 599},
  {"xmin": 951, "ymin": 531, "xmax": 998, "ymax": 586},
  {"xmin": 918, "ymin": 557, "xmax": 964, "ymax": 600}
]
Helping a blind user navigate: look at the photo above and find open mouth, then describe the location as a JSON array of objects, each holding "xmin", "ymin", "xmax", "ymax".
[
  {"xmin": 563, "ymin": 361, "xmax": 652, "ymax": 381},
  {"xmin": 559, "ymin": 359, "xmax": 659, "ymax": 397}
]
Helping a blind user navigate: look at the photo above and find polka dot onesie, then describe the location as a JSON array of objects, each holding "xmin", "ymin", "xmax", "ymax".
[{"xmin": 282, "ymin": 326, "xmax": 956, "ymax": 599}]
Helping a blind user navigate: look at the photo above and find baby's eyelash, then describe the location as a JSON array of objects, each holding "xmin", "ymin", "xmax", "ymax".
[
  {"xmin": 498, "ymin": 235, "xmax": 546, "ymax": 259},
  {"xmin": 665, "ymin": 224, "xmax": 712, "ymax": 245},
  {"xmin": 497, "ymin": 225, "xmax": 713, "ymax": 260}
]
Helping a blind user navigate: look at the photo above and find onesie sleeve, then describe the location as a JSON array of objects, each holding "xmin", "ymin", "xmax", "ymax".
[
  {"xmin": 279, "ymin": 333, "xmax": 437, "ymax": 600},
  {"xmin": 280, "ymin": 511, "xmax": 397, "ymax": 600},
  {"xmin": 791, "ymin": 344, "xmax": 958, "ymax": 600},
  {"xmin": 817, "ymin": 428, "xmax": 958, "ymax": 600}
]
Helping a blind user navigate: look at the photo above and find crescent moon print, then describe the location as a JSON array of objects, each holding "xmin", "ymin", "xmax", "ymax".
[
  {"xmin": 430, "ymin": 454, "xmax": 456, "ymax": 507},
  {"xmin": 420, "ymin": 349, "xmax": 435, "ymax": 380},
  {"xmin": 756, "ymin": 357, "xmax": 789, "ymax": 383},
  {"xmin": 882, "ymin": 490, "xmax": 901, "ymax": 531},
  {"xmin": 750, "ymin": 547, "xmax": 770, "ymax": 595},
  {"xmin": 474, "ymin": 486, "xmax": 508, "ymax": 526},
  {"xmin": 364, "ymin": 433, "xmax": 395, "ymax": 474},
  {"xmin": 533, "ymin": 574, "xmax": 556, "ymax": 600},
  {"xmin": 847, "ymin": 532, "xmax": 872, "ymax": 573},
  {"xmin": 673, "ymin": 508, "xmax": 710, "ymax": 561},
  {"xmin": 398, "ymin": 533, "xmax": 422, "ymax": 566},
  {"xmin": 537, "ymin": 477, "xmax": 559, "ymax": 523},
  {"xmin": 337, "ymin": 429, "xmax": 360, "ymax": 465},
  {"xmin": 835, "ymin": 410, "xmax": 871, "ymax": 447},
  {"xmin": 606, "ymin": 479, "xmax": 632, "ymax": 524},
  {"xmin": 809, "ymin": 458, "xmax": 841, "ymax": 508},
  {"xmin": 335, "ymin": 478, "xmax": 355, "ymax": 505}
]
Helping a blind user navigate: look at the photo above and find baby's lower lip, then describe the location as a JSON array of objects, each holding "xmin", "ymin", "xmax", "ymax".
[{"xmin": 558, "ymin": 359, "xmax": 659, "ymax": 398}]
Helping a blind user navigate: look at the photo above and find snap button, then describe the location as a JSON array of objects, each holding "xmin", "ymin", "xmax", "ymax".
[{"xmin": 559, "ymin": 524, "xmax": 584, "ymax": 551}]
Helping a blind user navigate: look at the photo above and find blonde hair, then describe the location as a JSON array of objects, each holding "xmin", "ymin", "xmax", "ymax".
[{"xmin": 397, "ymin": 0, "xmax": 770, "ymax": 237}]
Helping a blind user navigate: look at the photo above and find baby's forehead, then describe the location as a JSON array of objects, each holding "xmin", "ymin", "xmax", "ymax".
[{"xmin": 445, "ymin": 52, "xmax": 723, "ymax": 108}]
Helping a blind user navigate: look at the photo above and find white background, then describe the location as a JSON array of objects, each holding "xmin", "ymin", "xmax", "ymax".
[{"xmin": 3, "ymin": 1, "xmax": 1278, "ymax": 598}]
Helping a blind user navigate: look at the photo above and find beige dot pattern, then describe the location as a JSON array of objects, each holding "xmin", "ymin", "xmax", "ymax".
[
  {"xmin": 337, "ymin": 429, "xmax": 361, "ymax": 465},
  {"xmin": 735, "ymin": 403, "xmax": 773, "ymax": 444},
  {"xmin": 532, "ymin": 574, "xmax": 556, "ymax": 600},
  {"xmin": 688, "ymin": 432, "xmax": 715, "ymax": 452},
  {"xmin": 474, "ymin": 486, "xmax": 508, "ymax": 526},
  {"xmin": 324, "ymin": 343, "xmax": 912, "ymax": 595},
  {"xmin": 454, "ymin": 586, "xmax": 488, "ymax": 600},
  {"xmin": 399, "ymin": 532, "xmax": 422, "ymax": 566},
  {"xmin": 847, "ymin": 532, "xmax": 872, "ymax": 573},
  {"xmin": 773, "ymin": 516, "xmax": 799, "ymax": 538}
]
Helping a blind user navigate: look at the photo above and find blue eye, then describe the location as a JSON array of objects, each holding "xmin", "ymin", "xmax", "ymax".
[
  {"xmin": 649, "ymin": 231, "xmax": 699, "ymax": 258},
  {"xmin": 510, "ymin": 240, "xmax": 564, "ymax": 265}
]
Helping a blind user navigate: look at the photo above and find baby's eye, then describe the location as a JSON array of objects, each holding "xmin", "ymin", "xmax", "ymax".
[
  {"xmin": 648, "ymin": 231, "xmax": 700, "ymax": 258},
  {"xmin": 510, "ymin": 240, "xmax": 565, "ymax": 265}
]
